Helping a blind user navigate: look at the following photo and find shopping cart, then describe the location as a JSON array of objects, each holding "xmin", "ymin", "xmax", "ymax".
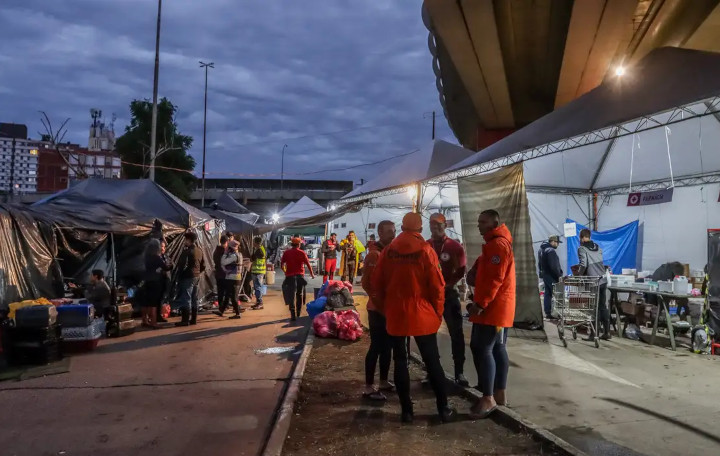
[{"xmin": 553, "ymin": 277, "xmax": 602, "ymax": 348}]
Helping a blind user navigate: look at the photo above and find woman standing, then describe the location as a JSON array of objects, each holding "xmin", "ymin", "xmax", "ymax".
[
  {"xmin": 157, "ymin": 240, "xmax": 173, "ymax": 323},
  {"xmin": 218, "ymin": 240, "xmax": 243, "ymax": 319},
  {"xmin": 144, "ymin": 239, "xmax": 172, "ymax": 328}
]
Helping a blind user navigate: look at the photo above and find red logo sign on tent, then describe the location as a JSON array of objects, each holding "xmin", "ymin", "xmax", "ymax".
[{"xmin": 627, "ymin": 193, "xmax": 641, "ymax": 206}]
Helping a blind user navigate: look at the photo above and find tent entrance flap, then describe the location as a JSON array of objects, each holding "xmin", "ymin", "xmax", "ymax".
[{"xmin": 458, "ymin": 164, "xmax": 543, "ymax": 328}]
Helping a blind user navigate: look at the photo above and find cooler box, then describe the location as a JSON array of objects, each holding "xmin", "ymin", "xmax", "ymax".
[
  {"xmin": 15, "ymin": 305, "xmax": 58, "ymax": 328},
  {"xmin": 57, "ymin": 304, "xmax": 95, "ymax": 327}
]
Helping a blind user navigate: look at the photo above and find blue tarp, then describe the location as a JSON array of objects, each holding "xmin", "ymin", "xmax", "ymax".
[{"xmin": 566, "ymin": 219, "xmax": 639, "ymax": 274}]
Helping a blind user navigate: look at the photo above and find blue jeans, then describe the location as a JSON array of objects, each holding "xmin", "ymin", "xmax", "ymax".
[
  {"xmin": 175, "ymin": 277, "xmax": 200, "ymax": 312},
  {"xmin": 470, "ymin": 324, "xmax": 509, "ymax": 396},
  {"xmin": 252, "ymin": 273, "xmax": 264, "ymax": 303},
  {"xmin": 543, "ymin": 277, "xmax": 556, "ymax": 318}
]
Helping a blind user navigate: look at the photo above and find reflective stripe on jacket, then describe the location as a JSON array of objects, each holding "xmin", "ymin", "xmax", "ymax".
[{"xmin": 251, "ymin": 246, "xmax": 267, "ymax": 274}]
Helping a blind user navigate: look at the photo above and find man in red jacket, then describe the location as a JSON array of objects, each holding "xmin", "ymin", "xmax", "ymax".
[
  {"xmin": 281, "ymin": 237, "xmax": 315, "ymax": 321},
  {"xmin": 467, "ymin": 209, "xmax": 516, "ymax": 419},
  {"xmin": 372, "ymin": 212, "xmax": 456, "ymax": 424},
  {"xmin": 428, "ymin": 212, "xmax": 468, "ymax": 386}
]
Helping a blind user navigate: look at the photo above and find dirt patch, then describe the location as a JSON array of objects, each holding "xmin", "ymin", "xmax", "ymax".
[{"xmin": 283, "ymin": 335, "xmax": 558, "ymax": 455}]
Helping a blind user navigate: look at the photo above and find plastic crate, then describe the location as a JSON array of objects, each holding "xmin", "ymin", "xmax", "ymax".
[
  {"xmin": 15, "ymin": 305, "xmax": 58, "ymax": 328},
  {"xmin": 57, "ymin": 304, "xmax": 95, "ymax": 327}
]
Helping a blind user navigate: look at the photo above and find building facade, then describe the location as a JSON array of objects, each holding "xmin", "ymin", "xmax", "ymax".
[{"xmin": 0, "ymin": 123, "xmax": 38, "ymax": 194}]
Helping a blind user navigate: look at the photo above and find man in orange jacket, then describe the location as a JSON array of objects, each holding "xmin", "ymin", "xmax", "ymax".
[
  {"xmin": 467, "ymin": 209, "xmax": 516, "ymax": 419},
  {"xmin": 372, "ymin": 212, "xmax": 456, "ymax": 424},
  {"xmin": 361, "ymin": 220, "xmax": 396, "ymax": 401}
]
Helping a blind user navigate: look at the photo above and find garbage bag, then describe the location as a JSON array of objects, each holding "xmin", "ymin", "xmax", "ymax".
[
  {"xmin": 307, "ymin": 296, "xmax": 327, "ymax": 319},
  {"xmin": 336, "ymin": 310, "xmax": 363, "ymax": 341},
  {"xmin": 313, "ymin": 311, "xmax": 338, "ymax": 338}
]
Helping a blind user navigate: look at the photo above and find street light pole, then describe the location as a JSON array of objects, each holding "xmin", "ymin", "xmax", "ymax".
[
  {"xmin": 280, "ymin": 144, "xmax": 287, "ymax": 196},
  {"xmin": 149, "ymin": 0, "xmax": 162, "ymax": 181},
  {"xmin": 199, "ymin": 61, "xmax": 214, "ymax": 208}
]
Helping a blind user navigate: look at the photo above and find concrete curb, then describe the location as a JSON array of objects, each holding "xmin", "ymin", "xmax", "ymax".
[
  {"xmin": 408, "ymin": 352, "xmax": 588, "ymax": 456},
  {"xmin": 261, "ymin": 326, "xmax": 315, "ymax": 456}
]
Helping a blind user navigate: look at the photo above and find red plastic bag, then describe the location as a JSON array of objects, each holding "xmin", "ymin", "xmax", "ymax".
[
  {"xmin": 336, "ymin": 310, "xmax": 363, "ymax": 341},
  {"xmin": 313, "ymin": 311, "xmax": 338, "ymax": 338},
  {"xmin": 161, "ymin": 303, "xmax": 171, "ymax": 319}
]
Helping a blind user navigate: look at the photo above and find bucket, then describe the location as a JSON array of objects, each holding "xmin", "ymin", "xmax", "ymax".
[
  {"xmin": 261, "ymin": 285, "xmax": 268, "ymax": 296},
  {"xmin": 265, "ymin": 270, "xmax": 276, "ymax": 285}
]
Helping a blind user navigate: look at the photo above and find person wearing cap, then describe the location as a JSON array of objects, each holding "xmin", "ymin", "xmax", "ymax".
[
  {"xmin": 173, "ymin": 231, "xmax": 206, "ymax": 326},
  {"xmin": 539, "ymin": 235, "xmax": 563, "ymax": 320},
  {"xmin": 372, "ymin": 212, "xmax": 456, "ymax": 424},
  {"xmin": 428, "ymin": 212, "xmax": 469, "ymax": 387},
  {"xmin": 281, "ymin": 237, "xmax": 316, "ymax": 321},
  {"xmin": 216, "ymin": 240, "xmax": 244, "ymax": 319},
  {"xmin": 467, "ymin": 209, "xmax": 516, "ymax": 419}
]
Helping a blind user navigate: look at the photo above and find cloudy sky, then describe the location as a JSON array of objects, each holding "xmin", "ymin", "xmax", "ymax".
[{"xmin": 0, "ymin": 0, "xmax": 455, "ymax": 184}]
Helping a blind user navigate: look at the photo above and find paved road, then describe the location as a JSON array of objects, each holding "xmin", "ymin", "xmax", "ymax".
[
  {"xmin": 0, "ymin": 288, "xmax": 310, "ymax": 456},
  {"xmin": 434, "ymin": 319, "xmax": 720, "ymax": 456}
]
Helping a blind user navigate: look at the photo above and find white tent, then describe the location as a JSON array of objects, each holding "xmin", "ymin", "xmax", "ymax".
[
  {"xmin": 277, "ymin": 196, "xmax": 326, "ymax": 222},
  {"xmin": 436, "ymin": 47, "xmax": 720, "ymax": 272},
  {"xmin": 342, "ymin": 139, "xmax": 476, "ymax": 200}
]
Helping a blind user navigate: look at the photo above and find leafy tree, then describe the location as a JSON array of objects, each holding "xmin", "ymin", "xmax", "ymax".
[{"xmin": 115, "ymin": 98, "xmax": 195, "ymax": 200}]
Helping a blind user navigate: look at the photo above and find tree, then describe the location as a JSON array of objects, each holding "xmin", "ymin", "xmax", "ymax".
[{"xmin": 115, "ymin": 98, "xmax": 195, "ymax": 200}]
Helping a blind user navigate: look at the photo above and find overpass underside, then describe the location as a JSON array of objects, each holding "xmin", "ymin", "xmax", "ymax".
[{"xmin": 423, "ymin": 0, "xmax": 720, "ymax": 150}]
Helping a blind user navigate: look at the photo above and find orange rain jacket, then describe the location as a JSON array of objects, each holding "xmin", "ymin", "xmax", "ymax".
[
  {"xmin": 361, "ymin": 241, "xmax": 383, "ymax": 312},
  {"xmin": 471, "ymin": 224, "xmax": 516, "ymax": 328},
  {"xmin": 372, "ymin": 231, "xmax": 446, "ymax": 336}
]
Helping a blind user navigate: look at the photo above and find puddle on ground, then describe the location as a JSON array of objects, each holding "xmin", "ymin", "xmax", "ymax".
[{"xmin": 254, "ymin": 346, "xmax": 295, "ymax": 355}]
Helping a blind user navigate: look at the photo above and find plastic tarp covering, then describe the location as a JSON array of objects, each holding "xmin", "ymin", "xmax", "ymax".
[
  {"xmin": 566, "ymin": 219, "xmax": 639, "ymax": 274},
  {"xmin": 457, "ymin": 164, "xmax": 542, "ymax": 328},
  {"xmin": 0, "ymin": 205, "xmax": 64, "ymax": 307},
  {"xmin": 29, "ymin": 179, "xmax": 211, "ymax": 235},
  {"xmin": 706, "ymin": 230, "xmax": 720, "ymax": 339},
  {"xmin": 256, "ymin": 200, "xmax": 368, "ymax": 234}
]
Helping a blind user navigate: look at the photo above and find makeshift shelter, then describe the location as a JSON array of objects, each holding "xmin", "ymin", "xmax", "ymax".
[
  {"xmin": 277, "ymin": 196, "xmax": 326, "ymax": 222},
  {"xmin": 210, "ymin": 191, "xmax": 260, "ymax": 226},
  {"xmin": 426, "ymin": 47, "xmax": 720, "ymax": 327},
  {"xmin": 24, "ymin": 179, "xmax": 224, "ymax": 303}
]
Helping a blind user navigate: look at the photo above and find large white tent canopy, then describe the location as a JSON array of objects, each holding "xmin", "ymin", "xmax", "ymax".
[{"xmin": 440, "ymin": 47, "xmax": 720, "ymax": 194}]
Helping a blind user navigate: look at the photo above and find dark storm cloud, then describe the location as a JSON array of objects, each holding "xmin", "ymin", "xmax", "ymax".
[{"xmin": 0, "ymin": 0, "xmax": 455, "ymax": 182}]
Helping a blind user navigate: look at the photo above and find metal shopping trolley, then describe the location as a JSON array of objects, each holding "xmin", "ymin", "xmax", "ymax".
[{"xmin": 553, "ymin": 277, "xmax": 602, "ymax": 348}]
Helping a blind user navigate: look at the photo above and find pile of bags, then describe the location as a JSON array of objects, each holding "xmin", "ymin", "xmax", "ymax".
[
  {"xmin": 307, "ymin": 280, "xmax": 355, "ymax": 319},
  {"xmin": 313, "ymin": 310, "xmax": 363, "ymax": 341},
  {"xmin": 308, "ymin": 280, "xmax": 362, "ymax": 341}
]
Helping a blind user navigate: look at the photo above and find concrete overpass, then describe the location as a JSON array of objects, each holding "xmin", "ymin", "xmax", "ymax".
[{"xmin": 422, "ymin": 0, "xmax": 720, "ymax": 150}]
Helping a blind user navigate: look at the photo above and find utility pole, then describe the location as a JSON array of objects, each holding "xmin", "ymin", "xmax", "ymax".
[
  {"xmin": 432, "ymin": 110, "xmax": 436, "ymax": 140},
  {"xmin": 280, "ymin": 144, "xmax": 288, "ymax": 196},
  {"xmin": 199, "ymin": 61, "xmax": 214, "ymax": 207},
  {"xmin": 149, "ymin": 0, "xmax": 162, "ymax": 181}
]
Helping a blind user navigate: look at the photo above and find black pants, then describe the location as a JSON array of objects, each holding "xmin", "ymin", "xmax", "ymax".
[
  {"xmin": 443, "ymin": 287, "xmax": 466, "ymax": 375},
  {"xmin": 470, "ymin": 324, "xmax": 509, "ymax": 397},
  {"xmin": 365, "ymin": 310, "xmax": 392, "ymax": 385},
  {"xmin": 392, "ymin": 333, "xmax": 448, "ymax": 414},
  {"xmin": 221, "ymin": 279, "xmax": 240, "ymax": 316},
  {"xmin": 215, "ymin": 276, "xmax": 226, "ymax": 312},
  {"xmin": 282, "ymin": 275, "xmax": 306, "ymax": 319},
  {"xmin": 597, "ymin": 284, "xmax": 610, "ymax": 335},
  {"xmin": 344, "ymin": 262, "xmax": 356, "ymax": 284}
]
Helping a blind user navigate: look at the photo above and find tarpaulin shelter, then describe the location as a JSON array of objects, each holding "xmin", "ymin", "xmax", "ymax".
[
  {"xmin": 255, "ymin": 199, "xmax": 367, "ymax": 235},
  {"xmin": 0, "ymin": 204, "xmax": 64, "ymax": 308},
  {"xmin": 20, "ymin": 179, "xmax": 224, "ymax": 303},
  {"xmin": 428, "ymin": 47, "xmax": 720, "ymax": 327},
  {"xmin": 276, "ymin": 196, "xmax": 326, "ymax": 222},
  {"xmin": 210, "ymin": 191, "xmax": 260, "ymax": 226}
]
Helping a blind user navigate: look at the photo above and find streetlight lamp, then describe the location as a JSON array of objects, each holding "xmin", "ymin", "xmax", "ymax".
[
  {"xmin": 149, "ymin": 0, "xmax": 162, "ymax": 182},
  {"xmin": 199, "ymin": 61, "xmax": 214, "ymax": 207}
]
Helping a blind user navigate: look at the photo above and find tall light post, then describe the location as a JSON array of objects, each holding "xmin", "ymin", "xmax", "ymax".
[
  {"xmin": 149, "ymin": 0, "xmax": 162, "ymax": 181},
  {"xmin": 280, "ymin": 144, "xmax": 288, "ymax": 196},
  {"xmin": 199, "ymin": 61, "xmax": 214, "ymax": 207}
]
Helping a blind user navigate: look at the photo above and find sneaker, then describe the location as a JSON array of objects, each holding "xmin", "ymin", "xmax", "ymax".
[
  {"xmin": 401, "ymin": 411, "xmax": 414, "ymax": 424},
  {"xmin": 455, "ymin": 373, "xmax": 470, "ymax": 387},
  {"xmin": 213, "ymin": 311, "xmax": 225, "ymax": 317},
  {"xmin": 251, "ymin": 304, "xmax": 264, "ymax": 310},
  {"xmin": 439, "ymin": 406, "xmax": 457, "ymax": 423},
  {"xmin": 229, "ymin": 315, "xmax": 242, "ymax": 320},
  {"xmin": 600, "ymin": 333, "xmax": 612, "ymax": 341}
]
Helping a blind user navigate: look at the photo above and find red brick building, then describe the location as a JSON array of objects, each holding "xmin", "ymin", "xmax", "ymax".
[{"xmin": 36, "ymin": 142, "xmax": 122, "ymax": 193}]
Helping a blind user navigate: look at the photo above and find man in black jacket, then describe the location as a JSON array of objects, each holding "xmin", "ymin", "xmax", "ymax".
[
  {"xmin": 213, "ymin": 235, "xmax": 228, "ymax": 316},
  {"xmin": 174, "ymin": 231, "xmax": 206, "ymax": 326},
  {"xmin": 539, "ymin": 235, "xmax": 563, "ymax": 320}
]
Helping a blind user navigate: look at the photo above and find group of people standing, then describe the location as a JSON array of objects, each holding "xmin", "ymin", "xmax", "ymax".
[
  {"xmin": 362, "ymin": 209, "xmax": 517, "ymax": 423},
  {"xmin": 321, "ymin": 231, "xmax": 366, "ymax": 284}
]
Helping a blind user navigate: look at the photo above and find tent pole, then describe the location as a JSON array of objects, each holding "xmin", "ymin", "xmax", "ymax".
[
  {"xmin": 593, "ymin": 193, "xmax": 599, "ymax": 230},
  {"xmin": 414, "ymin": 182, "xmax": 422, "ymax": 214}
]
